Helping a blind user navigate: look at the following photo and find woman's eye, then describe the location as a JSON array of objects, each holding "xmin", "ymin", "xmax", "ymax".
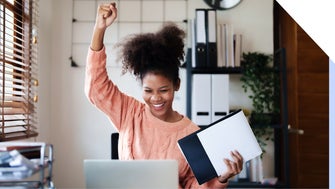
[{"xmin": 160, "ymin": 89, "xmax": 168, "ymax": 93}]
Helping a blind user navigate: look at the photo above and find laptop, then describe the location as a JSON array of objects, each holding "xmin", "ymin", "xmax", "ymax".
[{"xmin": 83, "ymin": 159, "xmax": 178, "ymax": 189}]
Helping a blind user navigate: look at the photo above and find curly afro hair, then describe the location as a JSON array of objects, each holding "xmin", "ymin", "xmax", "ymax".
[{"xmin": 116, "ymin": 22, "xmax": 186, "ymax": 86}]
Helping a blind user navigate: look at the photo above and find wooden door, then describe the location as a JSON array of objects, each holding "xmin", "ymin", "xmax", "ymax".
[{"xmin": 274, "ymin": 2, "xmax": 329, "ymax": 188}]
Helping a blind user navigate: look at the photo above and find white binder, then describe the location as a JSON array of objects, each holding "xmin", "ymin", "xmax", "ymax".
[
  {"xmin": 192, "ymin": 74, "xmax": 211, "ymax": 125},
  {"xmin": 195, "ymin": 9, "xmax": 207, "ymax": 68},
  {"xmin": 207, "ymin": 10, "xmax": 216, "ymax": 44},
  {"xmin": 191, "ymin": 19, "xmax": 196, "ymax": 68},
  {"xmin": 206, "ymin": 9, "xmax": 217, "ymax": 68},
  {"xmin": 211, "ymin": 74, "xmax": 229, "ymax": 122},
  {"xmin": 192, "ymin": 74, "xmax": 230, "ymax": 125}
]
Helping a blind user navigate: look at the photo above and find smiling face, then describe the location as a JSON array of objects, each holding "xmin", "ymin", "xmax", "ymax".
[{"xmin": 142, "ymin": 72, "xmax": 180, "ymax": 122}]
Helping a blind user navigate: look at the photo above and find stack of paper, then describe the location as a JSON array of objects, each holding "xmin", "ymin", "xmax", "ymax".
[
  {"xmin": 0, "ymin": 142, "xmax": 45, "ymax": 180},
  {"xmin": 0, "ymin": 150, "xmax": 39, "ymax": 180}
]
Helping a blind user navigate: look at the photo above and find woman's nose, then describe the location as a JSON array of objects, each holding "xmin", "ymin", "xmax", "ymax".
[{"xmin": 152, "ymin": 93, "xmax": 162, "ymax": 101}]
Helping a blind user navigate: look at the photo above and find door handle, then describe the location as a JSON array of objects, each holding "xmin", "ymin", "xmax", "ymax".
[{"xmin": 288, "ymin": 124, "xmax": 304, "ymax": 135}]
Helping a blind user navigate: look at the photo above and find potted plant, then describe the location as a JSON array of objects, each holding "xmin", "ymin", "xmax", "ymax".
[{"xmin": 240, "ymin": 52, "xmax": 280, "ymax": 153}]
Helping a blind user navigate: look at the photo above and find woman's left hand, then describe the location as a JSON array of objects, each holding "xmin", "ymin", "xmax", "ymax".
[{"xmin": 218, "ymin": 150, "xmax": 243, "ymax": 183}]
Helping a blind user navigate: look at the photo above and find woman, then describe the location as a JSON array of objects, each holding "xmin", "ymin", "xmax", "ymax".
[{"xmin": 85, "ymin": 2, "xmax": 243, "ymax": 188}]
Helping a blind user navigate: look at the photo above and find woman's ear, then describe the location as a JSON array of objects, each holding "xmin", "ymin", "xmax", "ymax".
[{"xmin": 174, "ymin": 78, "xmax": 181, "ymax": 91}]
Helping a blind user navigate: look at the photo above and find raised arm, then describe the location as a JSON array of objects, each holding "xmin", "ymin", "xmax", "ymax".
[
  {"xmin": 90, "ymin": 2, "xmax": 117, "ymax": 51},
  {"xmin": 85, "ymin": 2, "xmax": 125, "ymax": 128}
]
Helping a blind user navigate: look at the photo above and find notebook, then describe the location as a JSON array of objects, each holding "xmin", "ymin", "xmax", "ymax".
[
  {"xmin": 178, "ymin": 109, "xmax": 262, "ymax": 184},
  {"xmin": 83, "ymin": 159, "xmax": 178, "ymax": 189}
]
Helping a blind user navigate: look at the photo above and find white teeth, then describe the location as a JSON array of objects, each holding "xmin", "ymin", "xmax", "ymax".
[{"xmin": 153, "ymin": 103, "xmax": 164, "ymax": 108}]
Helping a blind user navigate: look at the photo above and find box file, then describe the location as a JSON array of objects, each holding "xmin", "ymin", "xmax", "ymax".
[
  {"xmin": 192, "ymin": 74, "xmax": 211, "ymax": 125},
  {"xmin": 194, "ymin": 9, "xmax": 218, "ymax": 68},
  {"xmin": 206, "ymin": 9, "xmax": 217, "ymax": 68},
  {"xmin": 191, "ymin": 74, "xmax": 230, "ymax": 126},
  {"xmin": 191, "ymin": 19, "xmax": 196, "ymax": 68},
  {"xmin": 195, "ymin": 9, "xmax": 207, "ymax": 68},
  {"xmin": 211, "ymin": 74, "xmax": 229, "ymax": 122}
]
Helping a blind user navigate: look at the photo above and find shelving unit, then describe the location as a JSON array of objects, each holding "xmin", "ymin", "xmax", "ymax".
[
  {"xmin": 0, "ymin": 142, "xmax": 55, "ymax": 189},
  {"xmin": 185, "ymin": 50, "xmax": 242, "ymax": 119},
  {"xmin": 184, "ymin": 48, "xmax": 289, "ymax": 188}
]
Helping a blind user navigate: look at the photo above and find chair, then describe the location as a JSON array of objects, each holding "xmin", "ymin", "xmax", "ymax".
[{"xmin": 111, "ymin": 133, "xmax": 119, "ymax": 159}]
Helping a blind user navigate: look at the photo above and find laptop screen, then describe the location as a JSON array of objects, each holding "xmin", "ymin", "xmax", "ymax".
[{"xmin": 84, "ymin": 159, "xmax": 178, "ymax": 189}]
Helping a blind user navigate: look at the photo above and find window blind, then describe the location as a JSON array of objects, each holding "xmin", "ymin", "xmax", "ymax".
[{"xmin": 0, "ymin": 0, "xmax": 39, "ymax": 141}]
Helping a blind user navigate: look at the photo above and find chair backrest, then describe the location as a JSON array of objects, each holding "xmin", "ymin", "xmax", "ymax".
[{"xmin": 111, "ymin": 133, "xmax": 119, "ymax": 159}]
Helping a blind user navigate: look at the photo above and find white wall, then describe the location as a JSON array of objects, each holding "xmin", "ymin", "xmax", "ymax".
[
  {"xmin": 36, "ymin": 0, "xmax": 273, "ymax": 188},
  {"xmin": 37, "ymin": 0, "xmax": 53, "ymax": 143}
]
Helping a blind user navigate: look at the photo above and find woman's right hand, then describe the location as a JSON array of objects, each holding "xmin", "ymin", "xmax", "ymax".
[
  {"xmin": 95, "ymin": 2, "xmax": 118, "ymax": 30},
  {"xmin": 90, "ymin": 2, "xmax": 117, "ymax": 51}
]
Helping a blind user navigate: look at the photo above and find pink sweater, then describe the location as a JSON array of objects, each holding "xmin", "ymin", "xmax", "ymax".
[{"xmin": 85, "ymin": 47, "xmax": 228, "ymax": 189}]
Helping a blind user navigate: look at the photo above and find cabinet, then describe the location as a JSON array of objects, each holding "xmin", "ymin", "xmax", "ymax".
[
  {"xmin": 0, "ymin": 142, "xmax": 54, "ymax": 189},
  {"xmin": 184, "ymin": 48, "xmax": 289, "ymax": 188}
]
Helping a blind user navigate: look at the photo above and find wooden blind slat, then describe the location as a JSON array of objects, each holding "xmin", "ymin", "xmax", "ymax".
[
  {"xmin": 1, "ymin": 114, "xmax": 27, "ymax": 120},
  {"xmin": 2, "ymin": 120, "xmax": 27, "ymax": 127},
  {"xmin": 1, "ymin": 75, "xmax": 26, "ymax": 84},
  {"xmin": 0, "ymin": 95, "xmax": 26, "ymax": 102},
  {"xmin": 0, "ymin": 101, "xmax": 27, "ymax": 108},
  {"xmin": 3, "ymin": 63, "xmax": 28, "ymax": 73},
  {"xmin": 0, "ymin": 108, "xmax": 28, "ymax": 115},
  {"xmin": 0, "ymin": 131, "xmax": 38, "ymax": 141},
  {"xmin": 1, "ymin": 68, "xmax": 30, "ymax": 80},
  {"xmin": 1, "ymin": 126, "xmax": 27, "ymax": 134}
]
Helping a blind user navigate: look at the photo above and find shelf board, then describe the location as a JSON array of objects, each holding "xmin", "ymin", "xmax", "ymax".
[
  {"xmin": 250, "ymin": 123, "xmax": 284, "ymax": 129},
  {"xmin": 189, "ymin": 67, "xmax": 242, "ymax": 74},
  {"xmin": 228, "ymin": 180, "xmax": 287, "ymax": 188}
]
